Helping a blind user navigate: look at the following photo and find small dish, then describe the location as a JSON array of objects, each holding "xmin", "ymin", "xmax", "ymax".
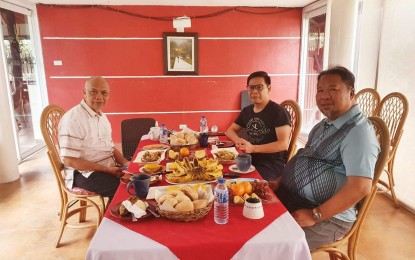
[
  {"xmin": 120, "ymin": 175, "xmax": 162, "ymax": 185},
  {"xmin": 243, "ymin": 199, "xmax": 264, "ymax": 219},
  {"xmin": 110, "ymin": 201, "xmax": 155, "ymax": 221},
  {"xmin": 211, "ymin": 147, "xmax": 238, "ymax": 164},
  {"xmin": 229, "ymin": 164, "xmax": 256, "ymax": 174}
]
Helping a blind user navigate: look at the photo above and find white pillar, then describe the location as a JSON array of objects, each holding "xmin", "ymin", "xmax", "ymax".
[{"xmin": 0, "ymin": 50, "xmax": 20, "ymax": 183}]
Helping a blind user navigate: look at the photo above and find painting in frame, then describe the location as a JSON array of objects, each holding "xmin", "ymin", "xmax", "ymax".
[{"xmin": 162, "ymin": 32, "xmax": 198, "ymax": 75}]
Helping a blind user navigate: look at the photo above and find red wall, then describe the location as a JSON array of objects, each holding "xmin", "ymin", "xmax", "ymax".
[{"xmin": 37, "ymin": 5, "xmax": 302, "ymax": 142}]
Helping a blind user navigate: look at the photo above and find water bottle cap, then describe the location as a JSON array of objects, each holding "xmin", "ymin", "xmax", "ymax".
[
  {"xmin": 217, "ymin": 178, "xmax": 225, "ymax": 184},
  {"xmin": 202, "ymin": 116, "xmax": 205, "ymax": 118},
  {"xmin": 162, "ymin": 123, "xmax": 165, "ymax": 126}
]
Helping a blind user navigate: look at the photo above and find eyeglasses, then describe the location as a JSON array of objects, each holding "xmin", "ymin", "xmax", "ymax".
[
  {"xmin": 246, "ymin": 84, "xmax": 267, "ymax": 92},
  {"xmin": 87, "ymin": 89, "xmax": 110, "ymax": 97}
]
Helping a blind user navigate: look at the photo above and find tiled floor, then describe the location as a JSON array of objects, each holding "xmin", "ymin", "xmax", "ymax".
[{"xmin": 1, "ymin": 148, "xmax": 415, "ymax": 259}]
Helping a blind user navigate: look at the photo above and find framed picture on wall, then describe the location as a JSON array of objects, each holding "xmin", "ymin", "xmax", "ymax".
[{"xmin": 162, "ymin": 32, "xmax": 198, "ymax": 75}]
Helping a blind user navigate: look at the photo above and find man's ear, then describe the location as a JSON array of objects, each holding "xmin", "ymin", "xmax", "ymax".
[{"xmin": 350, "ymin": 88, "xmax": 355, "ymax": 99}]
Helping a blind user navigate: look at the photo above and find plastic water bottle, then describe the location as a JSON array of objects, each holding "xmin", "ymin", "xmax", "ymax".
[
  {"xmin": 200, "ymin": 116, "xmax": 208, "ymax": 133},
  {"xmin": 159, "ymin": 123, "xmax": 168, "ymax": 144},
  {"xmin": 214, "ymin": 178, "xmax": 229, "ymax": 224}
]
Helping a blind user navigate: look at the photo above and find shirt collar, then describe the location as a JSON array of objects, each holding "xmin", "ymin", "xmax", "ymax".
[
  {"xmin": 323, "ymin": 104, "xmax": 361, "ymax": 129},
  {"xmin": 81, "ymin": 99, "xmax": 102, "ymax": 117}
]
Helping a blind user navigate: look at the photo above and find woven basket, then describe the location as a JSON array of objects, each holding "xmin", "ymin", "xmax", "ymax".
[
  {"xmin": 169, "ymin": 142, "xmax": 199, "ymax": 152},
  {"xmin": 156, "ymin": 201, "xmax": 213, "ymax": 222}
]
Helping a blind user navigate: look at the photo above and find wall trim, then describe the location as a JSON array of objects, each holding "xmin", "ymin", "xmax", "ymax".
[
  {"xmin": 50, "ymin": 74, "xmax": 299, "ymax": 79},
  {"xmin": 43, "ymin": 36, "xmax": 300, "ymax": 40}
]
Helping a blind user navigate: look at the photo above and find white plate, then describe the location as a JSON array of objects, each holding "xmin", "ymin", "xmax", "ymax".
[
  {"xmin": 165, "ymin": 179, "xmax": 216, "ymax": 185},
  {"xmin": 228, "ymin": 178, "xmax": 257, "ymax": 183},
  {"xmin": 228, "ymin": 164, "xmax": 256, "ymax": 174},
  {"xmin": 211, "ymin": 147, "xmax": 238, "ymax": 162},
  {"xmin": 133, "ymin": 150, "xmax": 166, "ymax": 164}
]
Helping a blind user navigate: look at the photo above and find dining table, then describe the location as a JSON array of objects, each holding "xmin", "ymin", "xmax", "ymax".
[{"xmin": 86, "ymin": 136, "xmax": 311, "ymax": 260}]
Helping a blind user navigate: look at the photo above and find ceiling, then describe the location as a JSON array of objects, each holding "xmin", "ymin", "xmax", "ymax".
[{"xmin": 24, "ymin": 0, "xmax": 316, "ymax": 8}]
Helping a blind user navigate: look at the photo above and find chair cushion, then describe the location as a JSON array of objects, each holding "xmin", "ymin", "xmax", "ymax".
[{"xmin": 68, "ymin": 187, "xmax": 96, "ymax": 195}]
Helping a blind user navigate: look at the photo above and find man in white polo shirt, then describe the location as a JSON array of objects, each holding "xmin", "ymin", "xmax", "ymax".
[{"xmin": 59, "ymin": 76, "xmax": 129, "ymax": 201}]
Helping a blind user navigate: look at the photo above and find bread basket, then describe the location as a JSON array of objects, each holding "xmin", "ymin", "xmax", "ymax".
[
  {"xmin": 156, "ymin": 201, "xmax": 213, "ymax": 222},
  {"xmin": 169, "ymin": 142, "xmax": 199, "ymax": 152}
]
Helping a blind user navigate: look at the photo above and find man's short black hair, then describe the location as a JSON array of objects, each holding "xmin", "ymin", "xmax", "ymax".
[
  {"xmin": 318, "ymin": 66, "xmax": 355, "ymax": 89},
  {"xmin": 247, "ymin": 71, "xmax": 271, "ymax": 86}
]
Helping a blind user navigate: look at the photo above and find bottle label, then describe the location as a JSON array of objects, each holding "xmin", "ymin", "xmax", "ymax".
[{"xmin": 217, "ymin": 191, "xmax": 228, "ymax": 204}]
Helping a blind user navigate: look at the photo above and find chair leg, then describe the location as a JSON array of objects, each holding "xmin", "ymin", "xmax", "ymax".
[
  {"xmin": 79, "ymin": 200, "xmax": 87, "ymax": 223},
  {"xmin": 387, "ymin": 159, "xmax": 399, "ymax": 207},
  {"xmin": 55, "ymin": 205, "xmax": 68, "ymax": 248}
]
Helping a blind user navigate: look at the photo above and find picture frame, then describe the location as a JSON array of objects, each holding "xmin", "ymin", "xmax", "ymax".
[{"xmin": 162, "ymin": 32, "xmax": 198, "ymax": 75}]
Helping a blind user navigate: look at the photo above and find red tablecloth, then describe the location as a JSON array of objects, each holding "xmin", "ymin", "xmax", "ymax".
[{"xmin": 105, "ymin": 140, "xmax": 287, "ymax": 260}]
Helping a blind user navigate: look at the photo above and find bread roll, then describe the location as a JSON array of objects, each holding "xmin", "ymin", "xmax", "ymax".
[
  {"xmin": 180, "ymin": 185, "xmax": 198, "ymax": 201},
  {"xmin": 166, "ymin": 190, "xmax": 184, "ymax": 197},
  {"xmin": 134, "ymin": 200, "xmax": 148, "ymax": 211},
  {"xmin": 193, "ymin": 199, "xmax": 208, "ymax": 209},
  {"xmin": 159, "ymin": 194, "xmax": 174, "ymax": 204},
  {"xmin": 175, "ymin": 200, "xmax": 194, "ymax": 212},
  {"xmin": 162, "ymin": 198, "xmax": 179, "ymax": 207},
  {"xmin": 175, "ymin": 193, "xmax": 191, "ymax": 203}
]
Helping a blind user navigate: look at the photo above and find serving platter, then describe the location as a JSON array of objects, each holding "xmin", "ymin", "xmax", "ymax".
[
  {"xmin": 119, "ymin": 174, "xmax": 162, "ymax": 185},
  {"xmin": 142, "ymin": 144, "xmax": 170, "ymax": 151}
]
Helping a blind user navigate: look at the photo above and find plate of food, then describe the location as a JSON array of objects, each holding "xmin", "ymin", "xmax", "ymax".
[
  {"xmin": 139, "ymin": 164, "xmax": 166, "ymax": 174},
  {"xmin": 211, "ymin": 147, "xmax": 238, "ymax": 164},
  {"xmin": 225, "ymin": 179, "xmax": 278, "ymax": 205},
  {"xmin": 142, "ymin": 144, "xmax": 170, "ymax": 151},
  {"xmin": 120, "ymin": 174, "xmax": 162, "ymax": 185},
  {"xmin": 228, "ymin": 164, "xmax": 256, "ymax": 174},
  {"xmin": 110, "ymin": 197, "xmax": 156, "ymax": 221},
  {"xmin": 133, "ymin": 150, "xmax": 166, "ymax": 164}
]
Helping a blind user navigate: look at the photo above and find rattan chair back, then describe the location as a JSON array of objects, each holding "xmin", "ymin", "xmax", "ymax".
[
  {"xmin": 355, "ymin": 88, "xmax": 381, "ymax": 117},
  {"xmin": 377, "ymin": 92, "xmax": 408, "ymax": 206},
  {"xmin": 40, "ymin": 105, "xmax": 105, "ymax": 247},
  {"xmin": 281, "ymin": 100, "xmax": 302, "ymax": 162},
  {"xmin": 312, "ymin": 116, "xmax": 390, "ymax": 260},
  {"xmin": 121, "ymin": 118, "xmax": 156, "ymax": 160}
]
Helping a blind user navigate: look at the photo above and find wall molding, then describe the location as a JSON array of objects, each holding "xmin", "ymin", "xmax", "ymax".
[{"xmin": 43, "ymin": 36, "xmax": 300, "ymax": 40}]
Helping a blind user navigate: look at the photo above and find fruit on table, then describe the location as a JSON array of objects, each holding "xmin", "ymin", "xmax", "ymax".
[
  {"xmin": 194, "ymin": 150, "xmax": 206, "ymax": 159},
  {"xmin": 169, "ymin": 150, "xmax": 179, "ymax": 160},
  {"xmin": 230, "ymin": 183, "xmax": 245, "ymax": 196},
  {"xmin": 240, "ymin": 181, "xmax": 253, "ymax": 195},
  {"xmin": 180, "ymin": 147, "xmax": 190, "ymax": 157}
]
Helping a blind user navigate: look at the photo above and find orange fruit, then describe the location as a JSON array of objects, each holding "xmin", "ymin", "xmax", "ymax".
[
  {"xmin": 230, "ymin": 183, "xmax": 245, "ymax": 196},
  {"xmin": 241, "ymin": 181, "xmax": 253, "ymax": 195},
  {"xmin": 179, "ymin": 147, "xmax": 190, "ymax": 157}
]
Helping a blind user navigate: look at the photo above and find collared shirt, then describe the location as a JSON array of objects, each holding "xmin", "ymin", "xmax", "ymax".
[
  {"xmin": 282, "ymin": 104, "xmax": 380, "ymax": 222},
  {"xmin": 58, "ymin": 100, "xmax": 116, "ymax": 188}
]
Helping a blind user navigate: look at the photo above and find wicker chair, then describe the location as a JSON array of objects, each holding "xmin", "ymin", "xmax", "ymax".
[
  {"xmin": 121, "ymin": 118, "xmax": 156, "ymax": 160},
  {"xmin": 355, "ymin": 88, "xmax": 381, "ymax": 117},
  {"xmin": 281, "ymin": 100, "xmax": 302, "ymax": 162},
  {"xmin": 40, "ymin": 105, "xmax": 105, "ymax": 247},
  {"xmin": 311, "ymin": 116, "xmax": 390, "ymax": 260},
  {"xmin": 376, "ymin": 92, "xmax": 409, "ymax": 207}
]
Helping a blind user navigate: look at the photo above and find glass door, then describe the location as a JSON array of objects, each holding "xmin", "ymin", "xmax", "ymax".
[
  {"xmin": 298, "ymin": 2, "xmax": 328, "ymax": 136},
  {"xmin": 0, "ymin": 6, "xmax": 44, "ymax": 161}
]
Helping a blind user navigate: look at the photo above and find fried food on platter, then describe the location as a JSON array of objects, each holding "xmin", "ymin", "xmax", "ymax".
[{"xmin": 165, "ymin": 157, "xmax": 223, "ymax": 183}]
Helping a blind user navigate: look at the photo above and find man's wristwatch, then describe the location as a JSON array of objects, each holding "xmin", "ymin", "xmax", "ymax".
[{"xmin": 312, "ymin": 207, "xmax": 322, "ymax": 222}]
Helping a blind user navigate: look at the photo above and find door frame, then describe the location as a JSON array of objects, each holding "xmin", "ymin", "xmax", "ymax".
[{"xmin": 0, "ymin": 0, "xmax": 48, "ymax": 161}]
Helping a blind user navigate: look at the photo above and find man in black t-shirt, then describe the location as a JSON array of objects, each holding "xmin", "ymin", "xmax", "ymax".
[{"xmin": 226, "ymin": 71, "xmax": 291, "ymax": 181}]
